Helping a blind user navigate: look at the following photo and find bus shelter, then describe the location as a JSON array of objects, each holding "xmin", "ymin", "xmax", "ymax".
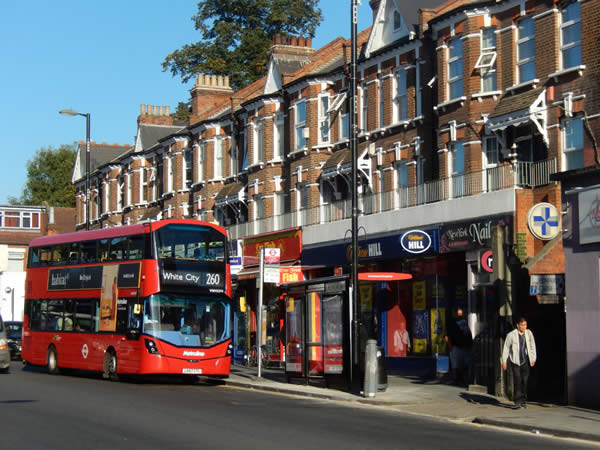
[{"xmin": 281, "ymin": 275, "xmax": 350, "ymax": 388}]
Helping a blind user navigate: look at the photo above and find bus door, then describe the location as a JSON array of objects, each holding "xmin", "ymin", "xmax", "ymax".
[{"xmin": 114, "ymin": 299, "xmax": 142, "ymax": 372}]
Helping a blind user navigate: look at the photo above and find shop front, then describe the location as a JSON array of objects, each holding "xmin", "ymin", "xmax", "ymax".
[
  {"xmin": 233, "ymin": 228, "xmax": 303, "ymax": 367},
  {"xmin": 302, "ymin": 228, "xmax": 467, "ymax": 377}
]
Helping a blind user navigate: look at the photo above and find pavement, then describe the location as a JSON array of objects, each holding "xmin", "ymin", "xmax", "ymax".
[{"xmin": 209, "ymin": 364, "xmax": 600, "ymax": 445}]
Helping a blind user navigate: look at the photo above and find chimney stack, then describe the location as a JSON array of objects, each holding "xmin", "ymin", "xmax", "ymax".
[
  {"xmin": 137, "ymin": 104, "xmax": 175, "ymax": 126},
  {"xmin": 190, "ymin": 74, "xmax": 234, "ymax": 121}
]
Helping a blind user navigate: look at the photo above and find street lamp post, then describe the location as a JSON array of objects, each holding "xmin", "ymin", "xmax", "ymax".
[
  {"xmin": 349, "ymin": 0, "xmax": 360, "ymax": 392},
  {"xmin": 59, "ymin": 109, "xmax": 91, "ymax": 230}
]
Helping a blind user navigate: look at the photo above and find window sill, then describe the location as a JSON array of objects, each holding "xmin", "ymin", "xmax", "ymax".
[
  {"xmin": 549, "ymin": 65, "xmax": 586, "ymax": 82},
  {"xmin": 288, "ymin": 147, "xmax": 308, "ymax": 158},
  {"xmin": 247, "ymin": 162, "xmax": 264, "ymax": 171},
  {"xmin": 471, "ymin": 91, "xmax": 502, "ymax": 102},
  {"xmin": 505, "ymin": 79, "xmax": 540, "ymax": 93},
  {"xmin": 434, "ymin": 96, "xmax": 467, "ymax": 112}
]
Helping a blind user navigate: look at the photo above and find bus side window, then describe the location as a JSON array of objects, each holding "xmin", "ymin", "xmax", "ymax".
[
  {"xmin": 81, "ymin": 240, "xmax": 97, "ymax": 263},
  {"xmin": 128, "ymin": 235, "xmax": 145, "ymax": 260},
  {"xmin": 63, "ymin": 300, "xmax": 75, "ymax": 331},
  {"xmin": 75, "ymin": 299, "xmax": 93, "ymax": 332},
  {"xmin": 98, "ymin": 239, "xmax": 110, "ymax": 262},
  {"xmin": 53, "ymin": 244, "xmax": 69, "ymax": 266},
  {"xmin": 39, "ymin": 247, "xmax": 52, "ymax": 266},
  {"xmin": 30, "ymin": 300, "xmax": 42, "ymax": 331}
]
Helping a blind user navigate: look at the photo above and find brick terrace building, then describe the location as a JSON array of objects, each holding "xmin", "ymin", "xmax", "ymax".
[{"xmin": 73, "ymin": 0, "xmax": 600, "ymax": 405}]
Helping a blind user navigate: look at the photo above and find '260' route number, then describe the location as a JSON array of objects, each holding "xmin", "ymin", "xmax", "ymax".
[{"xmin": 205, "ymin": 273, "xmax": 221, "ymax": 285}]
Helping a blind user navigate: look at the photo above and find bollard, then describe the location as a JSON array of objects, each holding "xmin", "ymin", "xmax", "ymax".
[{"xmin": 363, "ymin": 339, "xmax": 378, "ymax": 398}]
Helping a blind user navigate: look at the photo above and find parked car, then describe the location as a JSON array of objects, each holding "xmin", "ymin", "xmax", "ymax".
[
  {"xmin": 0, "ymin": 315, "xmax": 10, "ymax": 373},
  {"xmin": 5, "ymin": 321, "xmax": 22, "ymax": 360}
]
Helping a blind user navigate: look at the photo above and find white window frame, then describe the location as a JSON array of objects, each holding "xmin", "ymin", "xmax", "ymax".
[
  {"xmin": 214, "ymin": 137, "xmax": 223, "ymax": 179},
  {"xmin": 378, "ymin": 80, "xmax": 385, "ymax": 128},
  {"xmin": 253, "ymin": 119, "xmax": 263, "ymax": 164},
  {"xmin": 141, "ymin": 167, "xmax": 148, "ymax": 202},
  {"xmin": 447, "ymin": 38, "xmax": 463, "ymax": 100},
  {"xmin": 184, "ymin": 147, "xmax": 193, "ymax": 189},
  {"xmin": 319, "ymin": 95, "xmax": 330, "ymax": 143},
  {"xmin": 476, "ymin": 27, "xmax": 497, "ymax": 93},
  {"xmin": 198, "ymin": 142, "xmax": 206, "ymax": 182},
  {"xmin": 361, "ymin": 84, "xmax": 368, "ymax": 132},
  {"xmin": 340, "ymin": 100, "xmax": 349, "ymax": 140},
  {"xmin": 450, "ymin": 142, "xmax": 465, "ymax": 198},
  {"xmin": 230, "ymin": 138, "xmax": 238, "ymax": 176},
  {"xmin": 167, "ymin": 155, "xmax": 174, "ymax": 193},
  {"xmin": 295, "ymin": 100, "xmax": 307, "ymax": 150},
  {"xmin": 517, "ymin": 16, "xmax": 536, "ymax": 83},
  {"xmin": 560, "ymin": 2, "xmax": 582, "ymax": 70},
  {"xmin": 394, "ymin": 68, "xmax": 408, "ymax": 122},
  {"xmin": 483, "ymin": 136, "xmax": 499, "ymax": 168},
  {"xmin": 562, "ymin": 117, "xmax": 584, "ymax": 171},
  {"xmin": 274, "ymin": 113, "xmax": 285, "ymax": 160}
]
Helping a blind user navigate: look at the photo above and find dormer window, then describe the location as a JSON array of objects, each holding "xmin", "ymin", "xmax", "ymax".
[{"xmin": 393, "ymin": 11, "xmax": 401, "ymax": 31}]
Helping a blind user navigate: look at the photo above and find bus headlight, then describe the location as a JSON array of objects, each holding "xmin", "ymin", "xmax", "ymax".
[
  {"xmin": 226, "ymin": 343, "xmax": 233, "ymax": 356},
  {"xmin": 0, "ymin": 338, "xmax": 6, "ymax": 351},
  {"xmin": 144, "ymin": 339, "xmax": 159, "ymax": 355}
]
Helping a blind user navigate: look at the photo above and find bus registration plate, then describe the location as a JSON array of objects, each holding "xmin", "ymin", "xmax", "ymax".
[{"xmin": 182, "ymin": 368, "xmax": 203, "ymax": 374}]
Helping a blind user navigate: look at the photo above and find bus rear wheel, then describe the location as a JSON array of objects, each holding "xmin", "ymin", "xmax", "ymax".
[
  {"xmin": 103, "ymin": 350, "xmax": 119, "ymax": 381},
  {"xmin": 47, "ymin": 347, "xmax": 60, "ymax": 375}
]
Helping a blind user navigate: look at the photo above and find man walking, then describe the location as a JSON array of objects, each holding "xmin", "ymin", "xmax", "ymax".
[
  {"xmin": 502, "ymin": 317, "xmax": 537, "ymax": 409},
  {"xmin": 444, "ymin": 307, "xmax": 472, "ymax": 386}
]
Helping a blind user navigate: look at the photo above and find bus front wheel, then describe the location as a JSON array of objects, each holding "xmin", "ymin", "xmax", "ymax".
[
  {"xmin": 103, "ymin": 350, "xmax": 119, "ymax": 381},
  {"xmin": 47, "ymin": 347, "xmax": 60, "ymax": 375}
]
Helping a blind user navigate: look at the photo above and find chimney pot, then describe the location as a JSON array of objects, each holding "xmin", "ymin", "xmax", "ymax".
[
  {"xmin": 166, "ymin": 106, "xmax": 170, "ymax": 115},
  {"xmin": 306, "ymin": 37, "xmax": 312, "ymax": 48},
  {"xmin": 141, "ymin": 104, "xmax": 146, "ymax": 115},
  {"xmin": 159, "ymin": 106, "xmax": 164, "ymax": 116}
]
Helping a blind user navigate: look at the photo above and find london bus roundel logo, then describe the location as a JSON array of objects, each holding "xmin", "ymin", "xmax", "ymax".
[{"xmin": 81, "ymin": 344, "xmax": 89, "ymax": 359}]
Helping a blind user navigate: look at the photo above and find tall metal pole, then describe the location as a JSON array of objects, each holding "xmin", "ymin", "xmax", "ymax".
[
  {"xmin": 85, "ymin": 113, "xmax": 91, "ymax": 230},
  {"xmin": 258, "ymin": 248, "xmax": 264, "ymax": 378},
  {"xmin": 350, "ymin": 0, "xmax": 360, "ymax": 391}
]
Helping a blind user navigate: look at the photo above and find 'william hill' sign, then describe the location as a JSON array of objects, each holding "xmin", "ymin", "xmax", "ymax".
[{"xmin": 400, "ymin": 230, "xmax": 432, "ymax": 254}]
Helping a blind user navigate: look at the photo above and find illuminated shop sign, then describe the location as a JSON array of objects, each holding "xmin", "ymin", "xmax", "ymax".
[{"xmin": 400, "ymin": 230, "xmax": 432, "ymax": 254}]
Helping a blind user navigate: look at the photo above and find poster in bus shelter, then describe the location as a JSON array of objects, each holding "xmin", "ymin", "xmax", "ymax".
[
  {"xmin": 430, "ymin": 307, "xmax": 447, "ymax": 354},
  {"xmin": 412, "ymin": 309, "xmax": 429, "ymax": 354},
  {"xmin": 359, "ymin": 285, "xmax": 373, "ymax": 312},
  {"xmin": 99, "ymin": 265, "xmax": 119, "ymax": 332},
  {"xmin": 412, "ymin": 281, "xmax": 426, "ymax": 310}
]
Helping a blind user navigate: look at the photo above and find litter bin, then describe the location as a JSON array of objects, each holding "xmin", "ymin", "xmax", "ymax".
[{"xmin": 377, "ymin": 346, "xmax": 387, "ymax": 391}]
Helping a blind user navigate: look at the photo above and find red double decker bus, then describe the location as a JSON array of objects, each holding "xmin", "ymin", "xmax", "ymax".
[{"xmin": 22, "ymin": 219, "xmax": 232, "ymax": 380}]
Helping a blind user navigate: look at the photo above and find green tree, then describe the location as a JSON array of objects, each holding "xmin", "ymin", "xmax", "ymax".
[
  {"xmin": 162, "ymin": 0, "xmax": 323, "ymax": 91},
  {"xmin": 13, "ymin": 145, "xmax": 76, "ymax": 207}
]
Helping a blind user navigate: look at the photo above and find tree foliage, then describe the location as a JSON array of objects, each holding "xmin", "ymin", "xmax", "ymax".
[
  {"xmin": 162, "ymin": 0, "xmax": 323, "ymax": 91},
  {"xmin": 12, "ymin": 145, "xmax": 77, "ymax": 207}
]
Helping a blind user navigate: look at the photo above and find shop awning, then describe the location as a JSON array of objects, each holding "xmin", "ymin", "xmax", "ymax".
[
  {"xmin": 215, "ymin": 182, "xmax": 245, "ymax": 207},
  {"xmin": 486, "ymin": 88, "xmax": 548, "ymax": 145},
  {"xmin": 321, "ymin": 147, "xmax": 372, "ymax": 189}
]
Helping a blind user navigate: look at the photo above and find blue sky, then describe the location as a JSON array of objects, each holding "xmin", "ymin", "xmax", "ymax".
[{"xmin": 0, "ymin": 1, "xmax": 373, "ymax": 204}]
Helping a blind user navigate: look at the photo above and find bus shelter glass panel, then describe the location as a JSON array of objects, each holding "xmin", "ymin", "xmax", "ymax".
[
  {"xmin": 285, "ymin": 296, "xmax": 303, "ymax": 375},
  {"xmin": 322, "ymin": 294, "xmax": 343, "ymax": 374},
  {"xmin": 307, "ymin": 292, "xmax": 323, "ymax": 375}
]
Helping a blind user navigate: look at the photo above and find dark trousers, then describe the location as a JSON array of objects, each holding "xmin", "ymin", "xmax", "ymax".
[{"xmin": 510, "ymin": 361, "xmax": 530, "ymax": 405}]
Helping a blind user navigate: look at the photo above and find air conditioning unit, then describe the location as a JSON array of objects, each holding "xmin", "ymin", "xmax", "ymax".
[{"xmin": 302, "ymin": 127, "xmax": 310, "ymax": 138}]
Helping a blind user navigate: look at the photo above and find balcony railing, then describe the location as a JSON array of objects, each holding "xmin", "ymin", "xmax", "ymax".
[{"xmin": 227, "ymin": 158, "xmax": 557, "ymax": 240}]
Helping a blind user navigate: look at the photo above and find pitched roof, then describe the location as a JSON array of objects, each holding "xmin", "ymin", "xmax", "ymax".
[
  {"xmin": 322, "ymin": 148, "xmax": 351, "ymax": 170},
  {"xmin": 74, "ymin": 142, "xmax": 131, "ymax": 182},
  {"xmin": 490, "ymin": 87, "xmax": 545, "ymax": 118},
  {"xmin": 137, "ymin": 123, "xmax": 185, "ymax": 150}
]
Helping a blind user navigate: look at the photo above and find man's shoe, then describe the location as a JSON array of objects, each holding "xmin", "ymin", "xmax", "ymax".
[
  {"xmin": 522, "ymin": 402, "xmax": 527, "ymax": 409},
  {"xmin": 512, "ymin": 403, "xmax": 521, "ymax": 409}
]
